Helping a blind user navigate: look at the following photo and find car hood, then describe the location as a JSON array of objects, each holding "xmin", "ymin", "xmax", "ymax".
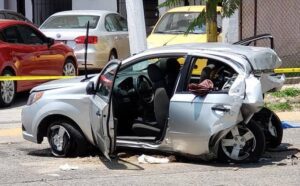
[
  {"xmin": 147, "ymin": 33, "xmax": 207, "ymax": 48},
  {"xmin": 31, "ymin": 75, "xmax": 96, "ymax": 92}
]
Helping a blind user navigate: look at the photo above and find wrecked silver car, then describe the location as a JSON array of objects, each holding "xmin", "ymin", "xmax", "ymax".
[{"xmin": 22, "ymin": 42, "xmax": 285, "ymax": 163}]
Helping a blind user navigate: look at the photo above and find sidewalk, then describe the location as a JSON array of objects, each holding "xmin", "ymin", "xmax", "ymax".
[{"xmin": 276, "ymin": 111, "xmax": 300, "ymax": 123}]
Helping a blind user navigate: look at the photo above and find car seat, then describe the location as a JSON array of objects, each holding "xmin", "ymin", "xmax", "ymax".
[
  {"xmin": 165, "ymin": 58, "xmax": 180, "ymax": 98},
  {"xmin": 132, "ymin": 64, "xmax": 169, "ymax": 137}
]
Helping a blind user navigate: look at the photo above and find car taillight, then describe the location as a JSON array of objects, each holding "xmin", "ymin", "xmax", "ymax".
[{"xmin": 74, "ymin": 36, "xmax": 98, "ymax": 44}]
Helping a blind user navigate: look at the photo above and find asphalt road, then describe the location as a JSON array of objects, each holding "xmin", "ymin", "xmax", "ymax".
[{"xmin": 0, "ymin": 93, "xmax": 300, "ymax": 186}]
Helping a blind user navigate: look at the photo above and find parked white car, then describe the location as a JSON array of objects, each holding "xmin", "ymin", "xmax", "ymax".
[{"xmin": 40, "ymin": 10, "xmax": 130, "ymax": 69}]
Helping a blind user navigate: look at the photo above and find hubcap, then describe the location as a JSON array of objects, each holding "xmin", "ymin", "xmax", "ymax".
[
  {"xmin": 63, "ymin": 62, "xmax": 76, "ymax": 76},
  {"xmin": 50, "ymin": 125, "xmax": 70, "ymax": 152},
  {"xmin": 221, "ymin": 125, "xmax": 256, "ymax": 161},
  {"xmin": 0, "ymin": 77, "xmax": 15, "ymax": 104}
]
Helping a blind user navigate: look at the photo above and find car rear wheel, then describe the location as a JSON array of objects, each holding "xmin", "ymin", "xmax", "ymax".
[
  {"xmin": 0, "ymin": 70, "xmax": 16, "ymax": 107},
  {"xmin": 47, "ymin": 120, "xmax": 87, "ymax": 157},
  {"xmin": 63, "ymin": 59, "xmax": 77, "ymax": 76},
  {"xmin": 218, "ymin": 121, "xmax": 265, "ymax": 163}
]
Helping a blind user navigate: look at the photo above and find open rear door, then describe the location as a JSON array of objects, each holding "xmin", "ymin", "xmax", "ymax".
[{"xmin": 89, "ymin": 60, "xmax": 121, "ymax": 159}]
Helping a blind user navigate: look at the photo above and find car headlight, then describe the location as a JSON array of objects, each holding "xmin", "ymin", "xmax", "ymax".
[{"xmin": 27, "ymin": 92, "xmax": 44, "ymax": 105}]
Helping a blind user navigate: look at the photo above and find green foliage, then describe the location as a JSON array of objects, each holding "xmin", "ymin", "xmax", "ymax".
[
  {"xmin": 158, "ymin": 0, "xmax": 183, "ymax": 8},
  {"xmin": 266, "ymin": 102, "xmax": 292, "ymax": 112},
  {"xmin": 271, "ymin": 88, "xmax": 300, "ymax": 98},
  {"xmin": 221, "ymin": 0, "xmax": 240, "ymax": 18}
]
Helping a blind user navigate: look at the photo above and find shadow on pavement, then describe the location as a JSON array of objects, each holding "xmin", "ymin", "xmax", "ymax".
[
  {"xmin": 0, "ymin": 92, "xmax": 29, "ymax": 110},
  {"xmin": 100, "ymin": 156, "xmax": 144, "ymax": 170}
]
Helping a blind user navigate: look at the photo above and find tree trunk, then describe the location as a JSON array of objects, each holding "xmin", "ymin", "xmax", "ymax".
[{"xmin": 206, "ymin": 0, "xmax": 218, "ymax": 42}]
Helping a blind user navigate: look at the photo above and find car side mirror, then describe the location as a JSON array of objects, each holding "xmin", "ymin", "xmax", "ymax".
[
  {"xmin": 46, "ymin": 37, "xmax": 55, "ymax": 48},
  {"xmin": 86, "ymin": 81, "xmax": 96, "ymax": 95}
]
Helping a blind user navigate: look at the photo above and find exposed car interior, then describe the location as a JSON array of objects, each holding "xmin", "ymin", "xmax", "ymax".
[
  {"xmin": 188, "ymin": 57, "xmax": 238, "ymax": 92},
  {"xmin": 111, "ymin": 56, "xmax": 238, "ymax": 142},
  {"xmin": 112, "ymin": 57, "xmax": 181, "ymax": 141}
]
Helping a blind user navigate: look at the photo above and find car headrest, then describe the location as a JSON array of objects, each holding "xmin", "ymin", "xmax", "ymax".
[
  {"xmin": 147, "ymin": 64, "xmax": 165, "ymax": 83},
  {"xmin": 166, "ymin": 58, "xmax": 180, "ymax": 74},
  {"xmin": 200, "ymin": 64, "xmax": 215, "ymax": 82}
]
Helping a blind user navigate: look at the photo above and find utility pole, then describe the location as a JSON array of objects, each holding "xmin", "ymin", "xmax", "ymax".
[{"xmin": 125, "ymin": 0, "xmax": 147, "ymax": 55}]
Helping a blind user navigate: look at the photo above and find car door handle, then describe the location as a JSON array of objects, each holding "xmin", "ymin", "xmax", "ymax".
[{"xmin": 211, "ymin": 105, "xmax": 230, "ymax": 112}]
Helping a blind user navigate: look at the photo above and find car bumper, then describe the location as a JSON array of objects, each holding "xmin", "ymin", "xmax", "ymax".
[
  {"xmin": 21, "ymin": 105, "xmax": 39, "ymax": 143},
  {"xmin": 74, "ymin": 45, "xmax": 108, "ymax": 69}
]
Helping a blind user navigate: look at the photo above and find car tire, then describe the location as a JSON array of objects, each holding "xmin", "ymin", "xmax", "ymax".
[
  {"xmin": 218, "ymin": 121, "xmax": 266, "ymax": 163},
  {"xmin": 47, "ymin": 120, "xmax": 87, "ymax": 157},
  {"xmin": 108, "ymin": 50, "xmax": 117, "ymax": 61},
  {"xmin": 63, "ymin": 59, "xmax": 77, "ymax": 76},
  {"xmin": 267, "ymin": 114, "xmax": 283, "ymax": 148},
  {"xmin": 0, "ymin": 70, "xmax": 16, "ymax": 107},
  {"xmin": 252, "ymin": 108, "xmax": 283, "ymax": 148}
]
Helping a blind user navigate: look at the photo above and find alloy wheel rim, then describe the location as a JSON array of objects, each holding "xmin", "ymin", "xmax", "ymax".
[
  {"xmin": 50, "ymin": 125, "xmax": 70, "ymax": 152},
  {"xmin": 221, "ymin": 125, "xmax": 256, "ymax": 161},
  {"xmin": 0, "ymin": 79, "xmax": 15, "ymax": 104},
  {"xmin": 63, "ymin": 63, "xmax": 76, "ymax": 76}
]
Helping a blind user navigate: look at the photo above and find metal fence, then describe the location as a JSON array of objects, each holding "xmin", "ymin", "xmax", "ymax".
[{"xmin": 240, "ymin": 0, "xmax": 300, "ymax": 70}]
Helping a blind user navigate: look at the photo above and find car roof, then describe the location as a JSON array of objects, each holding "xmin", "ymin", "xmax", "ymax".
[
  {"xmin": 167, "ymin": 5, "xmax": 222, "ymax": 13},
  {"xmin": 50, "ymin": 10, "xmax": 115, "ymax": 16},
  {"xmin": 126, "ymin": 43, "xmax": 281, "ymax": 71},
  {"xmin": 0, "ymin": 19, "xmax": 30, "ymax": 28}
]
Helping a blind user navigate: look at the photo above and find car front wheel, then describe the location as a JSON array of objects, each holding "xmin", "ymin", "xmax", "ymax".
[
  {"xmin": 47, "ymin": 120, "xmax": 87, "ymax": 157},
  {"xmin": 218, "ymin": 121, "xmax": 265, "ymax": 163},
  {"xmin": 0, "ymin": 70, "xmax": 16, "ymax": 107}
]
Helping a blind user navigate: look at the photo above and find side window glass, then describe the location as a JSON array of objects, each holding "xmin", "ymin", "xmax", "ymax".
[
  {"xmin": 97, "ymin": 63, "xmax": 119, "ymax": 101},
  {"xmin": 105, "ymin": 16, "xmax": 115, "ymax": 32},
  {"xmin": 105, "ymin": 15, "xmax": 123, "ymax": 32},
  {"xmin": 115, "ymin": 15, "xmax": 128, "ymax": 31},
  {"xmin": 17, "ymin": 25, "xmax": 45, "ymax": 45},
  {"xmin": 187, "ymin": 57, "xmax": 237, "ymax": 92},
  {"xmin": 2, "ymin": 26, "xmax": 22, "ymax": 43}
]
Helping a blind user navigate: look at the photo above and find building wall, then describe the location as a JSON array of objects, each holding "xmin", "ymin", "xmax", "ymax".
[
  {"xmin": 5, "ymin": 0, "xmax": 17, "ymax": 11},
  {"xmin": 0, "ymin": 1, "xmax": 4, "ymax": 9},
  {"xmin": 72, "ymin": 0, "xmax": 117, "ymax": 12},
  {"xmin": 25, "ymin": 0, "xmax": 32, "ymax": 21}
]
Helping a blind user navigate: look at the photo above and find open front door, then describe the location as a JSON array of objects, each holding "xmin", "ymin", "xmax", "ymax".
[{"xmin": 89, "ymin": 60, "xmax": 121, "ymax": 159}]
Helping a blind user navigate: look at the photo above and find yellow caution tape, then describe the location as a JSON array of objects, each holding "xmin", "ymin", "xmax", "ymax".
[
  {"xmin": 0, "ymin": 76, "xmax": 74, "ymax": 81},
  {"xmin": 274, "ymin": 68, "xmax": 300, "ymax": 74}
]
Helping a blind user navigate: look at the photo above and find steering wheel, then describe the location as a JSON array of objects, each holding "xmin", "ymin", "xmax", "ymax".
[{"xmin": 134, "ymin": 75, "xmax": 154, "ymax": 104}]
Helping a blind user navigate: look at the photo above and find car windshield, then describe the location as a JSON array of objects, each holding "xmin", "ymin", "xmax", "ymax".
[
  {"xmin": 154, "ymin": 12, "xmax": 206, "ymax": 34},
  {"xmin": 41, "ymin": 15, "xmax": 100, "ymax": 29}
]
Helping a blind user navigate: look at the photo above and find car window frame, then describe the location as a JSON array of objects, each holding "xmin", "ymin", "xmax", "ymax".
[{"xmin": 96, "ymin": 61, "xmax": 121, "ymax": 102}]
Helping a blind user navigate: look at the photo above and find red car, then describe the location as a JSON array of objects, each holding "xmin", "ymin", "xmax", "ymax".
[{"xmin": 0, "ymin": 20, "xmax": 77, "ymax": 107}]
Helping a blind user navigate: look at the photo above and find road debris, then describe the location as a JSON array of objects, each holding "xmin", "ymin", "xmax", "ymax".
[
  {"xmin": 138, "ymin": 154, "xmax": 170, "ymax": 164},
  {"xmin": 59, "ymin": 163, "xmax": 79, "ymax": 171}
]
